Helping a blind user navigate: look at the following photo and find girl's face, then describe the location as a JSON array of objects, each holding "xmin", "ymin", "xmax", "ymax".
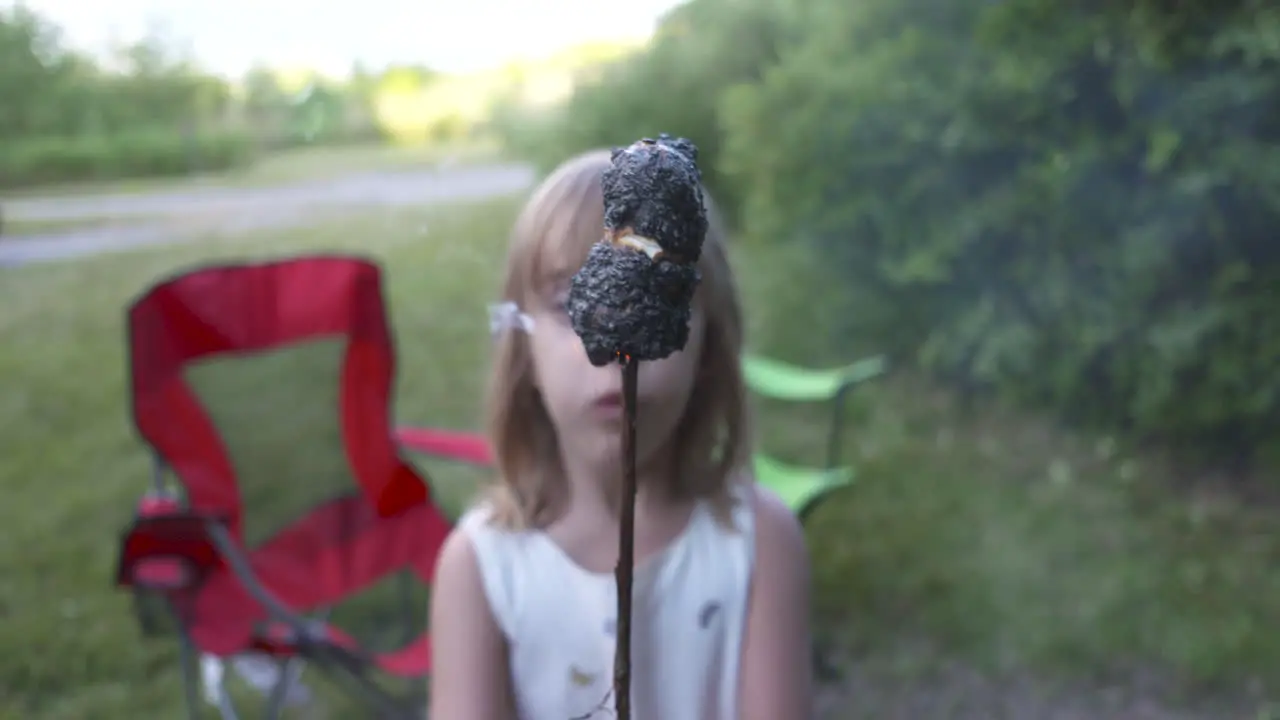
[{"xmin": 526, "ymin": 275, "xmax": 705, "ymax": 473}]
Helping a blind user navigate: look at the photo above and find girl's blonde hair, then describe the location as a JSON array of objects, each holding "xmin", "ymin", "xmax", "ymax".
[{"xmin": 484, "ymin": 148, "xmax": 750, "ymax": 529}]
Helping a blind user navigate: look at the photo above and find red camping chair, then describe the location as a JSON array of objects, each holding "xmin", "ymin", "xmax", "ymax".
[{"xmin": 113, "ymin": 256, "xmax": 451, "ymax": 720}]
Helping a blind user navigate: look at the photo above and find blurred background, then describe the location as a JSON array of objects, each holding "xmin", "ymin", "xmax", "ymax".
[{"xmin": 1, "ymin": 0, "xmax": 1278, "ymax": 717}]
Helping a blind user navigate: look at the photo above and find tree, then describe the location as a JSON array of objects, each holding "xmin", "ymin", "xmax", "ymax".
[
  {"xmin": 491, "ymin": 0, "xmax": 798, "ymax": 215},
  {"xmin": 0, "ymin": 6, "xmax": 249, "ymax": 187},
  {"xmin": 720, "ymin": 0, "xmax": 1280, "ymax": 459}
]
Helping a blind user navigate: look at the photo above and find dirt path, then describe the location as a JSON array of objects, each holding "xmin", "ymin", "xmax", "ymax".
[{"xmin": 0, "ymin": 163, "xmax": 535, "ymax": 266}]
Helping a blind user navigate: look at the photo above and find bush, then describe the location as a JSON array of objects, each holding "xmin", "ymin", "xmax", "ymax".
[
  {"xmin": 490, "ymin": 0, "xmax": 797, "ymax": 217},
  {"xmin": 487, "ymin": 0, "xmax": 1280, "ymax": 462},
  {"xmin": 0, "ymin": 130, "xmax": 255, "ymax": 188},
  {"xmin": 720, "ymin": 0, "xmax": 1280, "ymax": 460}
]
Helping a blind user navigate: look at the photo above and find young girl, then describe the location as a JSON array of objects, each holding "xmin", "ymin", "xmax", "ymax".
[{"xmin": 429, "ymin": 149, "xmax": 812, "ymax": 720}]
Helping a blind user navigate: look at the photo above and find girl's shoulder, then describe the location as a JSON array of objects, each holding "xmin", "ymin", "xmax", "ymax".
[
  {"xmin": 664, "ymin": 476, "xmax": 759, "ymax": 592},
  {"xmin": 714, "ymin": 472, "xmax": 807, "ymax": 568},
  {"xmin": 457, "ymin": 501, "xmax": 502, "ymax": 535},
  {"xmin": 453, "ymin": 502, "xmax": 552, "ymax": 639},
  {"xmin": 456, "ymin": 501, "xmax": 542, "ymax": 561}
]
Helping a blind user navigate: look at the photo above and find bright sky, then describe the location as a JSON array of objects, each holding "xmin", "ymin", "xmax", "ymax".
[{"xmin": 18, "ymin": 0, "xmax": 683, "ymax": 76}]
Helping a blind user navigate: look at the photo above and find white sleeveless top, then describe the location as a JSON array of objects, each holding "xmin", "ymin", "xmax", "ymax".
[{"xmin": 460, "ymin": 483, "xmax": 756, "ymax": 720}]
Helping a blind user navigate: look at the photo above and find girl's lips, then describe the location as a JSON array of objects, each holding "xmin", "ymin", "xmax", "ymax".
[
  {"xmin": 589, "ymin": 392, "xmax": 625, "ymax": 421},
  {"xmin": 594, "ymin": 392, "xmax": 623, "ymax": 408}
]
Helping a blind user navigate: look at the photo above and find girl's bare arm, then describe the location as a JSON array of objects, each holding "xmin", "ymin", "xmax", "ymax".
[
  {"xmin": 428, "ymin": 529, "xmax": 515, "ymax": 720},
  {"xmin": 738, "ymin": 485, "xmax": 814, "ymax": 720}
]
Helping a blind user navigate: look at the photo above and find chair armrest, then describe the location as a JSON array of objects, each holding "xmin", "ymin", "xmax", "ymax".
[
  {"xmin": 395, "ymin": 426, "xmax": 493, "ymax": 466},
  {"xmin": 742, "ymin": 353, "xmax": 887, "ymax": 403},
  {"xmin": 751, "ymin": 453, "xmax": 854, "ymax": 519}
]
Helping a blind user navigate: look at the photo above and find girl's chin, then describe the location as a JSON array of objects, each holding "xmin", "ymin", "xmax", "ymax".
[
  {"xmin": 587, "ymin": 439, "xmax": 624, "ymax": 469},
  {"xmin": 563, "ymin": 419, "xmax": 665, "ymax": 471}
]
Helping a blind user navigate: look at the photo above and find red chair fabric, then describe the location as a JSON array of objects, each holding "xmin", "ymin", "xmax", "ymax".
[
  {"xmin": 120, "ymin": 255, "xmax": 450, "ymax": 677},
  {"xmin": 394, "ymin": 426, "xmax": 493, "ymax": 466}
]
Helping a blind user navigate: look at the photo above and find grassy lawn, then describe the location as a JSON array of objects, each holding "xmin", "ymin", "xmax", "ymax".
[
  {"xmin": 1, "ymin": 193, "xmax": 1277, "ymax": 718},
  {"xmin": 217, "ymin": 140, "xmax": 502, "ymax": 187}
]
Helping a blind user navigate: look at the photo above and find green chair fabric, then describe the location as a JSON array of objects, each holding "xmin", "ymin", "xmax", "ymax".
[
  {"xmin": 744, "ymin": 352, "xmax": 887, "ymax": 469},
  {"xmin": 742, "ymin": 353, "xmax": 887, "ymax": 402},
  {"xmin": 752, "ymin": 453, "xmax": 854, "ymax": 520}
]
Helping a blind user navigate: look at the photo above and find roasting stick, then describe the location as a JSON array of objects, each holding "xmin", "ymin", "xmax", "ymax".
[
  {"xmin": 615, "ymin": 354, "xmax": 639, "ymax": 719},
  {"xmin": 566, "ymin": 135, "xmax": 709, "ymax": 720}
]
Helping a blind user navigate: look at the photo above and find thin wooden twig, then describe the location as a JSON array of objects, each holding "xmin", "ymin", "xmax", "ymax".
[{"xmin": 613, "ymin": 355, "xmax": 640, "ymax": 720}]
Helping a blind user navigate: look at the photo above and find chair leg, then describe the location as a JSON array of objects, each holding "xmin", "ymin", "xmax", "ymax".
[
  {"xmin": 200, "ymin": 654, "xmax": 241, "ymax": 720},
  {"xmin": 308, "ymin": 644, "xmax": 411, "ymax": 719},
  {"xmin": 215, "ymin": 685, "xmax": 240, "ymax": 720},
  {"xmin": 264, "ymin": 658, "xmax": 299, "ymax": 720},
  {"xmin": 825, "ymin": 388, "xmax": 849, "ymax": 470},
  {"xmin": 172, "ymin": 604, "xmax": 205, "ymax": 720},
  {"xmin": 812, "ymin": 638, "xmax": 841, "ymax": 682}
]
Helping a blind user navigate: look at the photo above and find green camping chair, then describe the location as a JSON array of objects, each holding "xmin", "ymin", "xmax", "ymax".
[
  {"xmin": 743, "ymin": 353, "xmax": 886, "ymax": 521},
  {"xmin": 741, "ymin": 352, "xmax": 885, "ymax": 680}
]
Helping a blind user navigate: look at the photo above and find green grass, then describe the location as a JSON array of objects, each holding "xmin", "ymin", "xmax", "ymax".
[
  {"xmin": 217, "ymin": 140, "xmax": 501, "ymax": 187},
  {"xmin": 743, "ymin": 252, "xmax": 1280, "ymax": 698},
  {"xmin": 1, "ymin": 193, "xmax": 1277, "ymax": 718},
  {"xmin": 0, "ymin": 200, "xmax": 498, "ymax": 718}
]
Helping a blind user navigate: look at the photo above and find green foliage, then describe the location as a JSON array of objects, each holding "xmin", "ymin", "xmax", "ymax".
[
  {"xmin": 716, "ymin": 0, "xmax": 1280, "ymax": 461},
  {"xmin": 0, "ymin": 6, "xmax": 254, "ymax": 187},
  {"xmin": 490, "ymin": 0, "xmax": 798, "ymax": 215},
  {"xmin": 0, "ymin": 7, "xmax": 412, "ymax": 188},
  {"xmin": 0, "ymin": 131, "xmax": 253, "ymax": 188},
  {"xmin": 494, "ymin": 0, "xmax": 1280, "ymax": 459},
  {"xmin": 0, "ymin": 7, "xmax": 230, "ymax": 139}
]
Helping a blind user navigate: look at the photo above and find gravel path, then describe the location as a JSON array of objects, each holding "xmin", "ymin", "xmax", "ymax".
[{"xmin": 0, "ymin": 163, "xmax": 535, "ymax": 266}]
